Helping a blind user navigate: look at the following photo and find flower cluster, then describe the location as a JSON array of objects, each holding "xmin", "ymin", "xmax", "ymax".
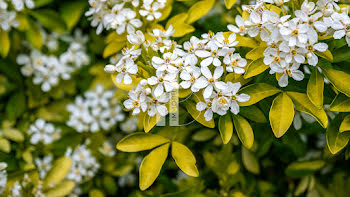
[
  {"xmin": 65, "ymin": 144, "xmax": 100, "ymax": 185},
  {"xmin": 17, "ymin": 30, "xmax": 90, "ymax": 92},
  {"xmin": 27, "ymin": 119, "xmax": 61, "ymax": 145},
  {"xmin": 8, "ymin": 174, "xmax": 45, "ymax": 197},
  {"xmin": 227, "ymin": 0, "xmax": 348, "ymax": 87},
  {"xmin": 105, "ymin": 25, "xmax": 250, "ymax": 121},
  {"xmin": 66, "ymin": 85, "xmax": 125, "ymax": 133},
  {"xmin": 85, "ymin": 0, "xmax": 168, "ymax": 35},
  {"xmin": 0, "ymin": 0, "xmax": 34, "ymax": 31}
]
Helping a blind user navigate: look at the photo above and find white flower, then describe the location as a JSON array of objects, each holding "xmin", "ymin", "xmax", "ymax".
[
  {"xmin": 121, "ymin": 117, "xmax": 138, "ymax": 133},
  {"xmin": 127, "ymin": 30, "xmax": 145, "ymax": 45},
  {"xmin": 279, "ymin": 42, "xmax": 306, "ymax": 64},
  {"xmin": 280, "ymin": 18, "xmax": 309, "ymax": 46},
  {"xmin": 152, "ymin": 52, "xmax": 181, "ymax": 73},
  {"xmin": 305, "ymin": 41, "xmax": 328, "ymax": 66},
  {"xmin": 227, "ymin": 15, "xmax": 247, "ymax": 35},
  {"xmin": 99, "ymin": 141, "xmax": 116, "ymax": 157},
  {"xmin": 264, "ymin": 48, "xmax": 288, "ymax": 68},
  {"xmin": 223, "ymin": 53, "xmax": 247, "ymax": 74},
  {"xmin": 28, "ymin": 119, "xmax": 60, "ymax": 145},
  {"xmin": 148, "ymin": 70, "xmax": 177, "ymax": 97},
  {"xmin": 0, "ymin": 10, "xmax": 18, "ymax": 31},
  {"xmin": 180, "ymin": 66, "xmax": 201, "ymax": 92},
  {"xmin": 0, "ymin": 162, "xmax": 7, "ymax": 194},
  {"xmin": 114, "ymin": 58, "xmax": 138, "ymax": 84},
  {"xmin": 35, "ymin": 155, "xmax": 53, "ymax": 179},
  {"xmin": 139, "ymin": 0, "xmax": 162, "ymax": 21},
  {"xmin": 226, "ymin": 82, "xmax": 250, "ymax": 114},
  {"xmin": 147, "ymin": 92, "xmax": 169, "ymax": 117},
  {"xmin": 117, "ymin": 9, "xmax": 142, "ymax": 34},
  {"xmin": 215, "ymin": 32, "xmax": 238, "ymax": 49},
  {"xmin": 183, "ymin": 36, "xmax": 203, "ymax": 66},
  {"xmin": 11, "ymin": 0, "xmax": 35, "ymax": 11},
  {"xmin": 124, "ymin": 90, "xmax": 147, "ymax": 115},
  {"xmin": 193, "ymin": 66, "xmax": 226, "ymax": 99},
  {"xmin": 275, "ymin": 63, "xmax": 305, "ymax": 87},
  {"xmin": 196, "ymin": 98, "xmax": 214, "ymax": 121},
  {"xmin": 195, "ymin": 45, "xmax": 222, "ymax": 67}
]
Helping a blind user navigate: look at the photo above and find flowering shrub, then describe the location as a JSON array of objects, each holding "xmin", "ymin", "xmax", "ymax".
[{"xmin": 1, "ymin": 0, "xmax": 350, "ymax": 196}]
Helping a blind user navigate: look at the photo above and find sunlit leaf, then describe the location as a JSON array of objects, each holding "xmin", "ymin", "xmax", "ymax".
[
  {"xmin": 340, "ymin": 115, "xmax": 350, "ymax": 133},
  {"xmin": 242, "ymin": 147, "xmax": 259, "ymax": 174},
  {"xmin": 0, "ymin": 30, "xmax": 10, "ymax": 58},
  {"xmin": 307, "ymin": 67, "xmax": 324, "ymax": 108},
  {"xmin": 315, "ymin": 49, "xmax": 333, "ymax": 62},
  {"xmin": 269, "ymin": 93, "xmax": 294, "ymax": 138},
  {"xmin": 326, "ymin": 115, "xmax": 350, "ymax": 154},
  {"xmin": 224, "ymin": 0, "xmax": 238, "ymax": 9},
  {"xmin": 238, "ymin": 83, "xmax": 281, "ymax": 106},
  {"xmin": 239, "ymin": 105, "xmax": 267, "ymax": 123},
  {"xmin": 117, "ymin": 132, "xmax": 170, "ymax": 152},
  {"xmin": 243, "ymin": 58, "xmax": 269, "ymax": 79},
  {"xmin": 319, "ymin": 63, "xmax": 350, "ymax": 97},
  {"xmin": 144, "ymin": 113, "xmax": 162, "ymax": 133},
  {"xmin": 245, "ymin": 47, "xmax": 266, "ymax": 60},
  {"xmin": 172, "ymin": 141, "xmax": 199, "ymax": 177},
  {"xmin": 139, "ymin": 143, "xmax": 169, "ymax": 190},
  {"xmin": 44, "ymin": 157, "xmax": 72, "ymax": 187},
  {"xmin": 219, "ymin": 113, "xmax": 234, "ymax": 144},
  {"xmin": 329, "ymin": 94, "xmax": 350, "ymax": 112},
  {"xmin": 60, "ymin": 0, "xmax": 87, "ymax": 30},
  {"xmin": 186, "ymin": 0, "xmax": 215, "ymax": 24},
  {"xmin": 184, "ymin": 100, "xmax": 215, "ymax": 128},
  {"xmin": 232, "ymin": 114, "xmax": 254, "ymax": 149},
  {"xmin": 44, "ymin": 180, "xmax": 75, "ymax": 197}
]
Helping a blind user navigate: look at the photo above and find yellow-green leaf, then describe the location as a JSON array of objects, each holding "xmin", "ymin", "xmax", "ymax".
[
  {"xmin": 329, "ymin": 94, "xmax": 350, "ymax": 112},
  {"xmin": 26, "ymin": 19, "xmax": 43, "ymax": 49},
  {"xmin": 44, "ymin": 157, "xmax": 72, "ymax": 187},
  {"xmin": 319, "ymin": 64, "xmax": 350, "ymax": 97},
  {"xmin": 294, "ymin": 176, "xmax": 311, "ymax": 196},
  {"xmin": 171, "ymin": 141, "xmax": 199, "ymax": 177},
  {"xmin": 166, "ymin": 13, "xmax": 195, "ymax": 37},
  {"xmin": 0, "ymin": 30, "xmax": 10, "ymax": 58},
  {"xmin": 0, "ymin": 138, "xmax": 10, "ymax": 153},
  {"xmin": 238, "ymin": 83, "xmax": 281, "ymax": 106},
  {"xmin": 144, "ymin": 113, "xmax": 162, "ymax": 133},
  {"xmin": 286, "ymin": 92, "xmax": 328, "ymax": 128},
  {"xmin": 326, "ymin": 116, "xmax": 350, "ymax": 154},
  {"xmin": 224, "ymin": 0, "xmax": 237, "ymax": 9},
  {"xmin": 44, "ymin": 180, "xmax": 75, "ymax": 197},
  {"xmin": 315, "ymin": 49, "xmax": 333, "ymax": 62},
  {"xmin": 60, "ymin": 1, "xmax": 87, "ymax": 30},
  {"xmin": 307, "ymin": 67, "xmax": 324, "ymax": 108},
  {"xmin": 103, "ymin": 41, "xmax": 126, "ymax": 58},
  {"xmin": 117, "ymin": 132, "xmax": 169, "ymax": 152},
  {"xmin": 218, "ymin": 114, "xmax": 233, "ymax": 144},
  {"xmin": 89, "ymin": 189, "xmax": 105, "ymax": 197},
  {"xmin": 111, "ymin": 74, "xmax": 140, "ymax": 91},
  {"xmin": 139, "ymin": 143, "xmax": 169, "ymax": 190},
  {"xmin": 340, "ymin": 115, "xmax": 350, "ymax": 133},
  {"xmin": 242, "ymin": 147, "xmax": 259, "ymax": 174},
  {"xmin": 285, "ymin": 160, "xmax": 325, "ymax": 177},
  {"xmin": 186, "ymin": 0, "xmax": 215, "ymax": 24},
  {"xmin": 269, "ymin": 93, "xmax": 294, "ymax": 138},
  {"xmin": 243, "ymin": 58, "xmax": 269, "ymax": 79},
  {"xmin": 2, "ymin": 128, "xmax": 24, "ymax": 142},
  {"xmin": 184, "ymin": 100, "xmax": 215, "ymax": 128},
  {"xmin": 192, "ymin": 129, "xmax": 216, "ymax": 141},
  {"xmin": 30, "ymin": 9, "xmax": 66, "ymax": 33},
  {"xmin": 232, "ymin": 114, "xmax": 254, "ymax": 149},
  {"xmin": 236, "ymin": 34, "xmax": 258, "ymax": 48},
  {"xmin": 245, "ymin": 47, "xmax": 266, "ymax": 60},
  {"xmin": 239, "ymin": 105, "xmax": 267, "ymax": 123}
]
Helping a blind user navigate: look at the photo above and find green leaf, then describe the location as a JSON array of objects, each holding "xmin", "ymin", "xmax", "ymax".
[
  {"xmin": 236, "ymin": 34, "xmax": 258, "ymax": 48},
  {"xmin": 307, "ymin": 67, "xmax": 324, "ymax": 108},
  {"xmin": 245, "ymin": 47, "xmax": 266, "ymax": 60},
  {"xmin": 166, "ymin": 13, "xmax": 195, "ymax": 37},
  {"xmin": 2, "ymin": 129, "xmax": 24, "ymax": 142},
  {"xmin": 44, "ymin": 180, "xmax": 75, "ymax": 197},
  {"xmin": 0, "ymin": 138, "xmax": 10, "ymax": 153},
  {"xmin": 315, "ymin": 49, "xmax": 333, "ymax": 62},
  {"xmin": 319, "ymin": 63, "xmax": 350, "ymax": 97},
  {"xmin": 242, "ymin": 147, "xmax": 259, "ymax": 174},
  {"xmin": 326, "ymin": 115, "xmax": 350, "ymax": 154},
  {"xmin": 44, "ymin": 157, "xmax": 72, "ymax": 187},
  {"xmin": 243, "ymin": 58, "xmax": 269, "ymax": 79},
  {"xmin": 192, "ymin": 129, "xmax": 216, "ymax": 141},
  {"xmin": 26, "ymin": 19, "xmax": 43, "ymax": 49},
  {"xmin": 285, "ymin": 160, "xmax": 325, "ymax": 177},
  {"xmin": 340, "ymin": 115, "xmax": 350, "ymax": 133},
  {"xmin": 269, "ymin": 93, "xmax": 294, "ymax": 138},
  {"xmin": 218, "ymin": 113, "xmax": 234, "ymax": 144},
  {"xmin": 117, "ymin": 132, "xmax": 170, "ymax": 152},
  {"xmin": 184, "ymin": 100, "xmax": 215, "ymax": 128},
  {"xmin": 30, "ymin": 10, "xmax": 66, "ymax": 33},
  {"xmin": 329, "ymin": 94, "xmax": 350, "ymax": 112},
  {"xmin": 0, "ymin": 30, "xmax": 10, "ymax": 58},
  {"xmin": 239, "ymin": 105, "xmax": 267, "ymax": 123},
  {"xmin": 294, "ymin": 176, "xmax": 311, "ymax": 196},
  {"xmin": 103, "ymin": 40, "xmax": 126, "ymax": 58},
  {"xmin": 171, "ymin": 141, "xmax": 199, "ymax": 177},
  {"xmin": 186, "ymin": 0, "xmax": 215, "ymax": 24},
  {"xmin": 139, "ymin": 143, "xmax": 169, "ymax": 190},
  {"xmin": 89, "ymin": 189, "xmax": 105, "ymax": 197},
  {"xmin": 224, "ymin": 0, "xmax": 237, "ymax": 9},
  {"xmin": 6, "ymin": 91, "xmax": 26, "ymax": 120},
  {"xmin": 238, "ymin": 83, "xmax": 281, "ymax": 106},
  {"xmin": 144, "ymin": 113, "xmax": 162, "ymax": 133},
  {"xmin": 232, "ymin": 114, "xmax": 254, "ymax": 149},
  {"xmin": 286, "ymin": 92, "xmax": 328, "ymax": 128},
  {"xmin": 60, "ymin": 0, "xmax": 87, "ymax": 30},
  {"xmin": 34, "ymin": 0, "xmax": 54, "ymax": 8}
]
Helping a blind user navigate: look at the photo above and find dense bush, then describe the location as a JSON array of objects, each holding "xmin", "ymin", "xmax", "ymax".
[{"xmin": 1, "ymin": 0, "xmax": 350, "ymax": 196}]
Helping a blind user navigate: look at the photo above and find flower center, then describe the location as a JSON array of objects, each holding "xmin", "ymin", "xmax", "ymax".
[
  {"xmin": 292, "ymin": 29, "xmax": 299, "ymax": 36},
  {"xmin": 208, "ymin": 78, "xmax": 215, "ymax": 84},
  {"xmin": 133, "ymin": 100, "xmax": 140, "ymax": 108},
  {"xmin": 219, "ymin": 97, "xmax": 227, "ymax": 105},
  {"xmin": 290, "ymin": 49, "xmax": 297, "ymax": 56},
  {"xmin": 273, "ymin": 56, "xmax": 280, "ymax": 63}
]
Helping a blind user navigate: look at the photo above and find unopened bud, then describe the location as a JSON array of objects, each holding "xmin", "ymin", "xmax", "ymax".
[
  {"xmin": 140, "ymin": 79, "xmax": 148, "ymax": 86},
  {"xmin": 104, "ymin": 65, "xmax": 116, "ymax": 73}
]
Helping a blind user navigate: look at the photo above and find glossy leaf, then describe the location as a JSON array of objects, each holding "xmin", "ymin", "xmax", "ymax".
[
  {"xmin": 117, "ymin": 132, "xmax": 170, "ymax": 152},
  {"xmin": 232, "ymin": 114, "xmax": 254, "ymax": 149},
  {"xmin": 172, "ymin": 141, "xmax": 199, "ymax": 177},
  {"xmin": 244, "ymin": 58, "xmax": 269, "ymax": 79},
  {"xmin": 185, "ymin": 101, "xmax": 215, "ymax": 128},
  {"xmin": 186, "ymin": 0, "xmax": 215, "ymax": 24},
  {"xmin": 340, "ymin": 115, "xmax": 350, "ymax": 133},
  {"xmin": 139, "ymin": 143, "xmax": 169, "ymax": 190},
  {"xmin": 319, "ymin": 63, "xmax": 350, "ymax": 97},
  {"xmin": 218, "ymin": 113, "xmax": 234, "ymax": 144},
  {"xmin": 167, "ymin": 13, "xmax": 195, "ymax": 37},
  {"xmin": 60, "ymin": 0, "xmax": 87, "ymax": 30},
  {"xmin": 287, "ymin": 92, "xmax": 328, "ymax": 128},
  {"xmin": 307, "ymin": 67, "xmax": 324, "ymax": 108},
  {"xmin": 143, "ymin": 113, "xmax": 162, "ymax": 133},
  {"xmin": 285, "ymin": 160, "xmax": 325, "ymax": 177},
  {"xmin": 224, "ymin": 0, "xmax": 238, "ymax": 9},
  {"xmin": 245, "ymin": 47, "xmax": 266, "ymax": 60},
  {"xmin": 44, "ymin": 180, "xmax": 75, "ymax": 197},
  {"xmin": 44, "ymin": 157, "xmax": 72, "ymax": 187},
  {"xmin": 329, "ymin": 94, "xmax": 350, "ymax": 112},
  {"xmin": 103, "ymin": 41, "xmax": 126, "ymax": 58},
  {"xmin": 326, "ymin": 115, "xmax": 350, "ymax": 154},
  {"xmin": 236, "ymin": 34, "xmax": 258, "ymax": 48},
  {"xmin": 269, "ymin": 93, "xmax": 294, "ymax": 138},
  {"xmin": 238, "ymin": 83, "xmax": 281, "ymax": 106},
  {"xmin": 239, "ymin": 105, "xmax": 267, "ymax": 123},
  {"xmin": 315, "ymin": 49, "xmax": 333, "ymax": 62}
]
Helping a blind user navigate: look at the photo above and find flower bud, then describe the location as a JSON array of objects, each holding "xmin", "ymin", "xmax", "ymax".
[
  {"xmin": 104, "ymin": 65, "xmax": 116, "ymax": 73},
  {"xmin": 140, "ymin": 79, "xmax": 148, "ymax": 86}
]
